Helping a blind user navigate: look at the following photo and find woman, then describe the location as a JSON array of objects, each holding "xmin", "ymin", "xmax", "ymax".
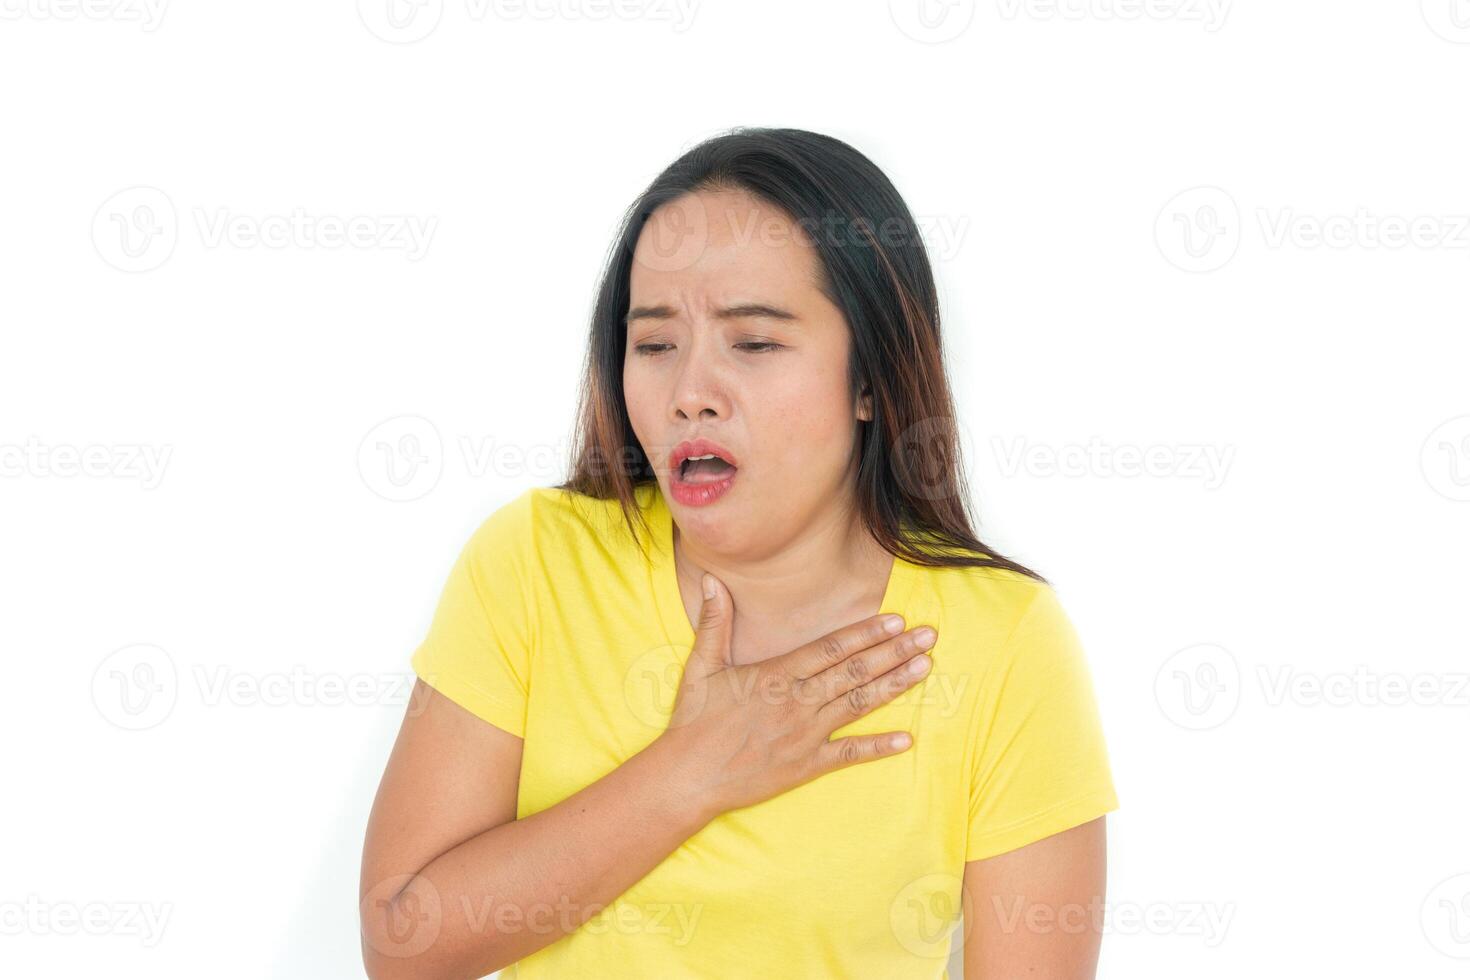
[{"xmin": 360, "ymin": 127, "xmax": 1119, "ymax": 979}]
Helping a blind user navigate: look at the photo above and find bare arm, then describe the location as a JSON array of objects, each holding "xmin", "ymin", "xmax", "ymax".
[
  {"xmin": 960, "ymin": 817, "xmax": 1108, "ymax": 979},
  {"xmin": 359, "ymin": 679, "xmax": 712, "ymax": 980}
]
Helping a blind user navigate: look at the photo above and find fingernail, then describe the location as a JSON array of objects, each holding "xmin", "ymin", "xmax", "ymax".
[
  {"xmin": 891, "ymin": 733, "xmax": 912, "ymax": 750},
  {"xmin": 914, "ymin": 628, "xmax": 936, "ymax": 649},
  {"xmin": 883, "ymin": 615, "xmax": 904, "ymax": 634},
  {"xmin": 910, "ymin": 654, "xmax": 931, "ymax": 674},
  {"xmin": 702, "ymin": 574, "xmax": 716, "ymax": 599}
]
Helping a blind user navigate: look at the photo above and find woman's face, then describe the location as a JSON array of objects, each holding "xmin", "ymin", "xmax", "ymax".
[{"xmin": 623, "ymin": 187, "xmax": 872, "ymax": 554}]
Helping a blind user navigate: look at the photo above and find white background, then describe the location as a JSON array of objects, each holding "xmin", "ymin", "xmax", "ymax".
[{"xmin": 3, "ymin": 1, "xmax": 1468, "ymax": 977}]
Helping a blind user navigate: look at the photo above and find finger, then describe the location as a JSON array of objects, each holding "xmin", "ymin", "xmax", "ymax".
[
  {"xmin": 813, "ymin": 731, "xmax": 913, "ymax": 775},
  {"xmin": 815, "ymin": 651, "xmax": 932, "ymax": 729},
  {"xmin": 802, "ymin": 626, "xmax": 936, "ymax": 706},
  {"xmin": 778, "ymin": 613, "xmax": 906, "ymax": 680},
  {"xmin": 687, "ymin": 572, "xmax": 733, "ymax": 670}
]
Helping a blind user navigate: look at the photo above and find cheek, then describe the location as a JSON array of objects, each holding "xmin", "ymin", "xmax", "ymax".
[
  {"xmin": 622, "ymin": 361, "xmax": 657, "ymax": 431},
  {"xmin": 757, "ymin": 373, "xmax": 857, "ymax": 473}
]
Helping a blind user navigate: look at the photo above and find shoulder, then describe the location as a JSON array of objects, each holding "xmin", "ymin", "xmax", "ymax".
[
  {"xmin": 921, "ymin": 561, "xmax": 1065, "ymax": 635},
  {"xmin": 463, "ymin": 485, "xmax": 646, "ymax": 562},
  {"xmin": 909, "ymin": 561, "xmax": 1082, "ymax": 676},
  {"xmin": 917, "ymin": 564, "xmax": 1097, "ymax": 717}
]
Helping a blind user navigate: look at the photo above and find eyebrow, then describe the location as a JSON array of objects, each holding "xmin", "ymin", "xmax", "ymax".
[{"xmin": 623, "ymin": 303, "xmax": 798, "ymax": 325}]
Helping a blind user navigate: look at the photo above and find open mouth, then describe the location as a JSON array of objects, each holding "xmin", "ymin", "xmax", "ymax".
[
  {"xmin": 678, "ymin": 454, "xmax": 738, "ymax": 484},
  {"xmin": 668, "ymin": 440, "xmax": 740, "ymax": 505}
]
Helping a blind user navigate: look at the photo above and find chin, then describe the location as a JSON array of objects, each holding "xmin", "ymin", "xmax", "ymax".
[{"xmin": 669, "ymin": 482, "xmax": 746, "ymax": 540}]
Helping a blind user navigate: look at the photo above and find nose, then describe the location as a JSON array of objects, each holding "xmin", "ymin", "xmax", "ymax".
[{"xmin": 669, "ymin": 335, "xmax": 729, "ymax": 423}]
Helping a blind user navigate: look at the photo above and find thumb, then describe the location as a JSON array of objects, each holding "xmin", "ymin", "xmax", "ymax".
[{"xmin": 689, "ymin": 572, "xmax": 733, "ymax": 668}]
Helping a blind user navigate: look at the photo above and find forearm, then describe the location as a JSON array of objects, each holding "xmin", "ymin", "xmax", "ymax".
[{"xmin": 363, "ymin": 734, "xmax": 714, "ymax": 980}]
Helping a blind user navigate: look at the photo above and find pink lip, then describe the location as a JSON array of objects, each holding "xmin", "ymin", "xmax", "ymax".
[{"xmin": 668, "ymin": 437, "xmax": 740, "ymax": 508}]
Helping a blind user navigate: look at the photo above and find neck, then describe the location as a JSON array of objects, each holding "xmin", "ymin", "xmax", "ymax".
[{"xmin": 672, "ymin": 497, "xmax": 893, "ymax": 633}]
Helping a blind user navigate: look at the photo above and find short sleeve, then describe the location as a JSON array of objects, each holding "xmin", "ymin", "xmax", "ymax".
[
  {"xmin": 965, "ymin": 584, "xmax": 1119, "ymax": 862},
  {"xmin": 410, "ymin": 490, "xmax": 538, "ymax": 738}
]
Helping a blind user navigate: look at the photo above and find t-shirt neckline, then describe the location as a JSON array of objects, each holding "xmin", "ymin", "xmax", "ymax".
[{"xmin": 640, "ymin": 482, "xmax": 918, "ymax": 652}]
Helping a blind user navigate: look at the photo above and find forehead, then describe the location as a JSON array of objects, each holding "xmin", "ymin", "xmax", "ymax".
[{"xmin": 628, "ymin": 188, "xmax": 823, "ymax": 304}]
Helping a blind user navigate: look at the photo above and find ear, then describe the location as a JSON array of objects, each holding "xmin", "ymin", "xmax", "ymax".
[{"xmin": 856, "ymin": 384, "xmax": 873, "ymax": 422}]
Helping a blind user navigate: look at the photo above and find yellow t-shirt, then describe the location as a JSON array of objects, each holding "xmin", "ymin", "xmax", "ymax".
[{"xmin": 410, "ymin": 483, "xmax": 1119, "ymax": 979}]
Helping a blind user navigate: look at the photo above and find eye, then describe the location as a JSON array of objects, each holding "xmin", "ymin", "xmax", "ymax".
[
  {"xmin": 633, "ymin": 343, "xmax": 673, "ymax": 356},
  {"xmin": 736, "ymin": 342, "xmax": 783, "ymax": 353}
]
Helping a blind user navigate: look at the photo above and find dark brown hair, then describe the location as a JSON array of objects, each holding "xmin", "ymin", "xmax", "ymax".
[{"xmin": 555, "ymin": 126, "xmax": 1043, "ymax": 583}]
